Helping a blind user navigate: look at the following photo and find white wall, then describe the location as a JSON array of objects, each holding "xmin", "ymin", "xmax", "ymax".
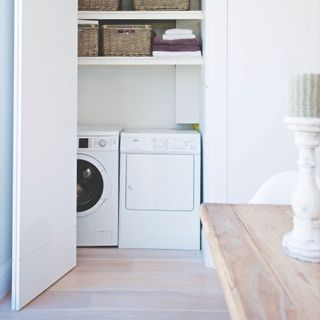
[
  {"xmin": 0, "ymin": 0, "xmax": 14, "ymax": 300},
  {"xmin": 228, "ymin": 0, "xmax": 320, "ymax": 202},
  {"xmin": 201, "ymin": 0, "xmax": 228, "ymax": 202},
  {"xmin": 78, "ymin": 66, "xmax": 191, "ymax": 129},
  {"xmin": 203, "ymin": 0, "xmax": 320, "ymax": 203}
]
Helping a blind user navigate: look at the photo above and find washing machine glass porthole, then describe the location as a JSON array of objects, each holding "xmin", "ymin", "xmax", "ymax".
[{"xmin": 77, "ymin": 159, "xmax": 104, "ymax": 213}]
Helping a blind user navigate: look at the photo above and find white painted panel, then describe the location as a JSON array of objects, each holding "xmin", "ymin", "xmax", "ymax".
[
  {"xmin": 78, "ymin": 11, "xmax": 204, "ymax": 20},
  {"xmin": 12, "ymin": 0, "xmax": 77, "ymax": 310},
  {"xmin": 17, "ymin": 229, "xmax": 76, "ymax": 308},
  {"xmin": 228, "ymin": 0, "xmax": 320, "ymax": 202},
  {"xmin": 0, "ymin": 260, "xmax": 11, "ymax": 300},
  {"xmin": 201, "ymin": 229, "xmax": 215, "ymax": 268},
  {"xmin": 175, "ymin": 20, "xmax": 201, "ymax": 124},
  {"xmin": 200, "ymin": 0, "xmax": 228, "ymax": 202},
  {"xmin": 78, "ymin": 57, "xmax": 203, "ymax": 66},
  {"xmin": 176, "ymin": 66, "xmax": 201, "ymax": 124},
  {"xmin": 126, "ymin": 154, "xmax": 194, "ymax": 211},
  {"xmin": 0, "ymin": 0, "xmax": 14, "ymax": 300},
  {"xmin": 78, "ymin": 66, "xmax": 186, "ymax": 129}
]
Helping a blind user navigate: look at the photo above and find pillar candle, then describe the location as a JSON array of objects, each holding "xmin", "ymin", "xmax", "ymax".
[{"xmin": 289, "ymin": 74, "xmax": 320, "ymax": 118}]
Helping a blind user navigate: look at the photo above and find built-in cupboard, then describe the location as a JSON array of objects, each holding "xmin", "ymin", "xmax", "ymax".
[{"xmin": 11, "ymin": 0, "xmax": 211, "ymax": 310}]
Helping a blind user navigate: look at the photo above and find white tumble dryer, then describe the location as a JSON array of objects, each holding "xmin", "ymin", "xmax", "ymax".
[
  {"xmin": 77, "ymin": 126, "xmax": 121, "ymax": 246},
  {"xmin": 119, "ymin": 129, "xmax": 201, "ymax": 250}
]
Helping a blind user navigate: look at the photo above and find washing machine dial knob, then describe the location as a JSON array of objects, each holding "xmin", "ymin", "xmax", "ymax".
[{"xmin": 99, "ymin": 139, "xmax": 107, "ymax": 147}]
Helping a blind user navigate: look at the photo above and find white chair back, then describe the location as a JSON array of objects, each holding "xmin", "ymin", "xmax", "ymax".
[{"xmin": 249, "ymin": 171, "xmax": 298, "ymax": 205}]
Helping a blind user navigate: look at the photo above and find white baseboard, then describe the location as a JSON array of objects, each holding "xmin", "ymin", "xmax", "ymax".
[{"xmin": 0, "ymin": 259, "xmax": 11, "ymax": 300}]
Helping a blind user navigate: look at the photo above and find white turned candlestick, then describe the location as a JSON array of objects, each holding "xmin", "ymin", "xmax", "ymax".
[{"xmin": 282, "ymin": 117, "xmax": 320, "ymax": 263}]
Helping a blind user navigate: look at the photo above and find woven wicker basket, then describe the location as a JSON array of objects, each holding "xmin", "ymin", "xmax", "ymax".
[
  {"xmin": 102, "ymin": 25, "xmax": 152, "ymax": 56},
  {"xmin": 133, "ymin": 0, "xmax": 189, "ymax": 11},
  {"xmin": 79, "ymin": 0, "xmax": 120, "ymax": 11},
  {"xmin": 78, "ymin": 23, "xmax": 99, "ymax": 57}
]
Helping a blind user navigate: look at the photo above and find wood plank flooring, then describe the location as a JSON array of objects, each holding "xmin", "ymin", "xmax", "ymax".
[{"xmin": 0, "ymin": 248, "xmax": 230, "ymax": 320}]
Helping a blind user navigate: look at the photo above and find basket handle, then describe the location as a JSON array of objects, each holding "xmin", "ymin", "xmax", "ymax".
[{"xmin": 118, "ymin": 29, "xmax": 135, "ymax": 35}]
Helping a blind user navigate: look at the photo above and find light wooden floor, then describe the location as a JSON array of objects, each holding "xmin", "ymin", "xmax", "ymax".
[{"xmin": 0, "ymin": 248, "xmax": 230, "ymax": 320}]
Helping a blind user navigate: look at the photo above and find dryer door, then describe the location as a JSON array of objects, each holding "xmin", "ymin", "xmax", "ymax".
[
  {"xmin": 126, "ymin": 154, "xmax": 194, "ymax": 211},
  {"xmin": 77, "ymin": 154, "xmax": 112, "ymax": 216}
]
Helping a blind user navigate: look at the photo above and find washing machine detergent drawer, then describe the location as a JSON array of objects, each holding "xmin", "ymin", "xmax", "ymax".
[{"xmin": 125, "ymin": 154, "xmax": 194, "ymax": 211}]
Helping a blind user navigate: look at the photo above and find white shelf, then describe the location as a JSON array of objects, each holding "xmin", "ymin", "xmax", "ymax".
[
  {"xmin": 78, "ymin": 10, "xmax": 203, "ymax": 20},
  {"xmin": 78, "ymin": 56, "xmax": 203, "ymax": 66}
]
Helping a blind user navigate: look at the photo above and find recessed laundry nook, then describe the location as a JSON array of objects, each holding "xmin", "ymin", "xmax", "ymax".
[
  {"xmin": 5, "ymin": 0, "xmax": 224, "ymax": 315},
  {"xmin": 76, "ymin": 1, "xmax": 204, "ymax": 252}
]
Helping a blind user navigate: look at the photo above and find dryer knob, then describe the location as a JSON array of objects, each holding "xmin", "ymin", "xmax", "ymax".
[{"xmin": 99, "ymin": 139, "xmax": 107, "ymax": 147}]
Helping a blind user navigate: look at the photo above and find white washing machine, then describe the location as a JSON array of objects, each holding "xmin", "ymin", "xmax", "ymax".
[
  {"xmin": 77, "ymin": 126, "xmax": 121, "ymax": 246},
  {"xmin": 119, "ymin": 129, "xmax": 201, "ymax": 250}
]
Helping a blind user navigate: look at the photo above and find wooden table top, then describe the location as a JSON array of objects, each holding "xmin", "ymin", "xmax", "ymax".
[{"xmin": 200, "ymin": 204, "xmax": 320, "ymax": 320}]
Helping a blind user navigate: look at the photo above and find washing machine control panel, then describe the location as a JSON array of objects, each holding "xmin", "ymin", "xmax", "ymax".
[{"xmin": 78, "ymin": 136, "xmax": 119, "ymax": 151}]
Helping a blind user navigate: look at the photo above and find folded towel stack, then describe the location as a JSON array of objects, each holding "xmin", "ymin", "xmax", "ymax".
[{"xmin": 153, "ymin": 29, "xmax": 201, "ymax": 57}]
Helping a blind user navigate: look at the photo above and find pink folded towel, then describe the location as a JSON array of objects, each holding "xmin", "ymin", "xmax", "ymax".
[
  {"xmin": 153, "ymin": 36, "xmax": 200, "ymax": 47},
  {"xmin": 153, "ymin": 45, "xmax": 200, "ymax": 52}
]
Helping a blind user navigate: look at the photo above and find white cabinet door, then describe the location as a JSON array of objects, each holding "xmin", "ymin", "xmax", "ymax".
[
  {"xmin": 126, "ymin": 154, "xmax": 195, "ymax": 211},
  {"xmin": 12, "ymin": 0, "xmax": 77, "ymax": 310}
]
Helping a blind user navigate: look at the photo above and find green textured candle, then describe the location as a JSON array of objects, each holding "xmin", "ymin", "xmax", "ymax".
[{"xmin": 289, "ymin": 74, "xmax": 320, "ymax": 118}]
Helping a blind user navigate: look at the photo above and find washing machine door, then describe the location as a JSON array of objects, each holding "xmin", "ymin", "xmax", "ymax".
[{"xmin": 77, "ymin": 154, "xmax": 112, "ymax": 216}]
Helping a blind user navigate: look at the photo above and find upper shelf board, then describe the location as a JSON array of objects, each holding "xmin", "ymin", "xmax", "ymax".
[
  {"xmin": 78, "ymin": 56, "xmax": 204, "ymax": 66},
  {"xmin": 78, "ymin": 10, "xmax": 203, "ymax": 20}
]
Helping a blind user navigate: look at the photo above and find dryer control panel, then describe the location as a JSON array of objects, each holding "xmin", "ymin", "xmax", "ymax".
[
  {"xmin": 78, "ymin": 136, "xmax": 119, "ymax": 151},
  {"xmin": 152, "ymin": 137, "xmax": 197, "ymax": 153},
  {"xmin": 121, "ymin": 134, "xmax": 201, "ymax": 155}
]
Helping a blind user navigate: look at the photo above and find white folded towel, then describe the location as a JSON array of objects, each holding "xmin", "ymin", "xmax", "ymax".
[
  {"xmin": 78, "ymin": 20, "xmax": 99, "ymax": 25},
  {"xmin": 162, "ymin": 34, "xmax": 196, "ymax": 40},
  {"xmin": 153, "ymin": 51, "xmax": 202, "ymax": 57},
  {"xmin": 165, "ymin": 29, "xmax": 193, "ymax": 35}
]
